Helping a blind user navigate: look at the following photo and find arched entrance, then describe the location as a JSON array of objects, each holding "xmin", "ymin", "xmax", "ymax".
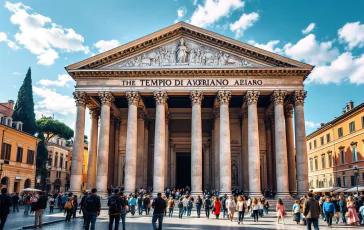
[
  {"xmin": 54, "ymin": 179, "xmax": 61, "ymax": 192},
  {"xmin": 1, "ymin": 177, "xmax": 9, "ymax": 189},
  {"xmin": 24, "ymin": 179, "xmax": 31, "ymax": 189}
]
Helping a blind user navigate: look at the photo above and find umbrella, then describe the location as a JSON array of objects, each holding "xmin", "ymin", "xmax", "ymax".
[
  {"xmin": 315, "ymin": 187, "xmax": 341, "ymax": 193},
  {"xmin": 23, "ymin": 188, "xmax": 42, "ymax": 192},
  {"xmin": 343, "ymin": 186, "xmax": 364, "ymax": 193},
  {"xmin": 332, "ymin": 188, "xmax": 349, "ymax": 193}
]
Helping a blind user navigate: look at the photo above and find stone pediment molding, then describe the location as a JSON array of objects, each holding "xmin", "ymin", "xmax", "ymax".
[{"xmin": 66, "ymin": 22, "xmax": 313, "ymax": 74}]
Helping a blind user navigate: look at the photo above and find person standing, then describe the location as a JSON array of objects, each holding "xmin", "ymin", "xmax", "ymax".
[
  {"xmin": 24, "ymin": 194, "xmax": 31, "ymax": 215},
  {"xmin": 85, "ymin": 188, "xmax": 101, "ymax": 230},
  {"xmin": 49, "ymin": 196, "xmax": 55, "ymax": 213},
  {"xmin": 263, "ymin": 199, "xmax": 269, "ymax": 215},
  {"xmin": 322, "ymin": 196, "xmax": 336, "ymax": 227},
  {"xmin": 292, "ymin": 200, "xmax": 301, "ymax": 225},
  {"xmin": 177, "ymin": 197, "xmax": 184, "ymax": 219},
  {"xmin": 167, "ymin": 197, "xmax": 175, "ymax": 217},
  {"xmin": 187, "ymin": 197, "xmax": 193, "ymax": 217},
  {"xmin": 11, "ymin": 193, "xmax": 19, "ymax": 212},
  {"xmin": 195, "ymin": 195, "xmax": 202, "ymax": 218},
  {"xmin": 303, "ymin": 193, "xmax": 321, "ymax": 230},
  {"xmin": 108, "ymin": 188, "xmax": 124, "ymax": 230},
  {"xmin": 73, "ymin": 195, "xmax": 78, "ymax": 218},
  {"xmin": 251, "ymin": 198, "xmax": 259, "ymax": 222},
  {"xmin": 247, "ymin": 197, "xmax": 252, "ymax": 215},
  {"xmin": 276, "ymin": 198, "xmax": 286, "ymax": 225},
  {"xmin": 338, "ymin": 195, "xmax": 347, "ymax": 224},
  {"xmin": 236, "ymin": 195, "xmax": 246, "ymax": 224},
  {"xmin": 226, "ymin": 195, "xmax": 236, "ymax": 222},
  {"xmin": 61, "ymin": 193, "xmax": 67, "ymax": 212},
  {"xmin": 128, "ymin": 195, "xmax": 136, "ymax": 216},
  {"xmin": 0, "ymin": 188, "xmax": 12, "ymax": 230},
  {"xmin": 203, "ymin": 195, "xmax": 212, "ymax": 219},
  {"xmin": 33, "ymin": 191, "xmax": 47, "ymax": 228},
  {"xmin": 182, "ymin": 195, "xmax": 189, "ymax": 216},
  {"xmin": 80, "ymin": 192, "xmax": 89, "ymax": 227},
  {"xmin": 142, "ymin": 195, "xmax": 151, "ymax": 215},
  {"xmin": 137, "ymin": 194, "xmax": 143, "ymax": 215},
  {"xmin": 222, "ymin": 194, "xmax": 228, "ymax": 219},
  {"xmin": 213, "ymin": 196, "xmax": 221, "ymax": 219},
  {"xmin": 152, "ymin": 193, "xmax": 167, "ymax": 230},
  {"xmin": 64, "ymin": 193, "xmax": 74, "ymax": 223},
  {"xmin": 331, "ymin": 196, "xmax": 340, "ymax": 224},
  {"xmin": 258, "ymin": 198, "xmax": 264, "ymax": 217},
  {"xmin": 346, "ymin": 196, "xmax": 360, "ymax": 225}
]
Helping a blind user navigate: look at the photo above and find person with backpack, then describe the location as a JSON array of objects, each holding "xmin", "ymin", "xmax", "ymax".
[
  {"xmin": 64, "ymin": 193, "xmax": 74, "ymax": 223},
  {"xmin": 11, "ymin": 193, "xmax": 19, "ymax": 212},
  {"xmin": 0, "ymin": 188, "xmax": 12, "ymax": 230},
  {"xmin": 85, "ymin": 188, "xmax": 101, "ymax": 230},
  {"xmin": 187, "ymin": 197, "xmax": 193, "ymax": 217},
  {"xmin": 80, "ymin": 192, "xmax": 89, "ymax": 227},
  {"xmin": 143, "ymin": 195, "xmax": 151, "ymax": 215},
  {"xmin": 263, "ymin": 199, "xmax": 270, "ymax": 215},
  {"xmin": 152, "ymin": 192, "xmax": 167, "ymax": 230},
  {"xmin": 137, "ymin": 194, "xmax": 143, "ymax": 215},
  {"xmin": 203, "ymin": 195, "xmax": 212, "ymax": 219},
  {"xmin": 32, "ymin": 191, "xmax": 47, "ymax": 229},
  {"xmin": 61, "ymin": 193, "xmax": 67, "ymax": 212},
  {"xmin": 24, "ymin": 194, "xmax": 31, "ymax": 215},
  {"xmin": 177, "ymin": 197, "xmax": 184, "ymax": 219},
  {"xmin": 108, "ymin": 188, "xmax": 125, "ymax": 230}
]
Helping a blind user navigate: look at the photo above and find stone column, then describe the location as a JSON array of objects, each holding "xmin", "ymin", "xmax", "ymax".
[
  {"xmin": 165, "ymin": 114, "xmax": 170, "ymax": 187},
  {"xmin": 294, "ymin": 91, "xmax": 309, "ymax": 196},
  {"xmin": 96, "ymin": 92, "xmax": 114, "ymax": 197},
  {"xmin": 153, "ymin": 91, "xmax": 168, "ymax": 195},
  {"xmin": 265, "ymin": 119, "xmax": 273, "ymax": 190},
  {"xmin": 69, "ymin": 92, "xmax": 87, "ymax": 195},
  {"xmin": 217, "ymin": 91, "xmax": 232, "ymax": 194},
  {"xmin": 143, "ymin": 120, "xmax": 149, "ymax": 188},
  {"xmin": 245, "ymin": 91, "xmax": 261, "ymax": 196},
  {"xmin": 124, "ymin": 91, "xmax": 140, "ymax": 194},
  {"xmin": 113, "ymin": 120, "xmax": 120, "ymax": 186},
  {"xmin": 213, "ymin": 107, "xmax": 220, "ymax": 190},
  {"xmin": 241, "ymin": 108, "xmax": 249, "ymax": 192},
  {"xmin": 170, "ymin": 145, "xmax": 176, "ymax": 188},
  {"xmin": 136, "ymin": 107, "xmax": 146, "ymax": 189},
  {"xmin": 204, "ymin": 142, "xmax": 210, "ymax": 189},
  {"xmin": 285, "ymin": 104, "xmax": 296, "ymax": 194},
  {"xmin": 272, "ymin": 91, "xmax": 290, "ymax": 197},
  {"xmin": 270, "ymin": 112, "xmax": 277, "ymax": 191},
  {"xmin": 86, "ymin": 108, "xmax": 99, "ymax": 190},
  {"xmin": 107, "ymin": 117, "xmax": 115, "ymax": 187},
  {"xmin": 190, "ymin": 91, "xmax": 203, "ymax": 195}
]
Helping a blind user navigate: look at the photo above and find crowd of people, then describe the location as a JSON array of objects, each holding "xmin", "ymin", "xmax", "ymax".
[{"xmin": 1, "ymin": 185, "xmax": 364, "ymax": 230}]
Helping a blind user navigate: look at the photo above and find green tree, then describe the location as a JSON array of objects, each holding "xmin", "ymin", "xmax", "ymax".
[
  {"xmin": 12, "ymin": 67, "xmax": 37, "ymax": 134},
  {"xmin": 36, "ymin": 117, "xmax": 74, "ymax": 143},
  {"xmin": 36, "ymin": 133, "xmax": 48, "ymax": 190}
]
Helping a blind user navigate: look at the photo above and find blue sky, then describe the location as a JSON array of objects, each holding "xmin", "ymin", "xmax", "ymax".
[{"xmin": 0, "ymin": 0, "xmax": 364, "ymax": 135}]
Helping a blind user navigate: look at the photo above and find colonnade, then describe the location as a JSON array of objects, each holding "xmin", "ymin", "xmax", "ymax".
[{"xmin": 69, "ymin": 90, "xmax": 308, "ymax": 197}]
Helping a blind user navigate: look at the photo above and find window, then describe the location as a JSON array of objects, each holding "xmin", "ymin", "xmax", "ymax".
[
  {"xmin": 340, "ymin": 149, "xmax": 345, "ymax": 164},
  {"xmin": 1, "ymin": 143, "xmax": 11, "ymax": 160},
  {"xmin": 351, "ymin": 176, "xmax": 357, "ymax": 186},
  {"xmin": 60, "ymin": 156, "xmax": 63, "ymax": 168},
  {"xmin": 349, "ymin": 121, "xmax": 355, "ymax": 133},
  {"xmin": 362, "ymin": 172, "xmax": 364, "ymax": 182},
  {"xmin": 326, "ymin": 133, "xmax": 330, "ymax": 143},
  {"xmin": 26, "ymin": 150, "xmax": 34, "ymax": 164},
  {"xmin": 309, "ymin": 158, "xmax": 313, "ymax": 171},
  {"xmin": 65, "ymin": 161, "xmax": 68, "ymax": 170},
  {"xmin": 314, "ymin": 140, "xmax": 317, "ymax": 148},
  {"xmin": 343, "ymin": 176, "xmax": 347, "ymax": 187},
  {"xmin": 54, "ymin": 153, "xmax": 58, "ymax": 167},
  {"xmin": 362, "ymin": 116, "xmax": 364, "ymax": 128},
  {"xmin": 16, "ymin": 147, "xmax": 23, "ymax": 162},
  {"xmin": 337, "ymin": 177, "xmax": 341, "ymax": 187},
  {"xmin": 309, "ymin": 142, "xmax": 312, "ymax": 150},
  {"xmin": 352, "ymin": 146, "xmax": 358, "ymax": 162},
  {"xmin": 314, "ymin": 157, "xmax": 318, "ymax": 170},
  {"xmin": 56, "ymin": 172, "xmax": 61, "ymax": 178},
  {"xmin": 328, "ymin": 152, "xmax": 333, "ymax": 167},
  {"xmin": 321, "ymin": 154, "xmax": 326, "ymax": 168},
  {"xmin": 338, "ymin": 127, "xmax": 343, "ymax": 138},
  {"xmin": 320, "ymin": 137, "xmax": 324, "ymax": 145},
  {"xmin": 48, "ymin": 157, "xmax": 52, "ymax": 166},
  {"xmin": 329, "ymin": 178, "xmax": 333, "ymax": 187}
]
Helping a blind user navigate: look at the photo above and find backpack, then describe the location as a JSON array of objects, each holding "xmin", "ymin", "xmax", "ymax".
[
  {"xmin": 178, "ymin": 202, "xmax": 183, "ymax": 208},
  {"xmin": 85, "ymin": 196, "xmax": 97, "ymax": 212},
  {"xmin": 64, "ymin": 199, "xmax": 73, "ymax": 210},
  {"xmin": 109, "ymin": 196, "xmax": 121, "ymax": 214},
  {"xmin": 188, "ymin": 200, "xmax": 193, "ymax": 208}
]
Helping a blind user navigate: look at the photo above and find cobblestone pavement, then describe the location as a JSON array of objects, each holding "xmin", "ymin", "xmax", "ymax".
[{"xmin": 5, "ymin": 208, "xmax": 362, "ymax": 230}]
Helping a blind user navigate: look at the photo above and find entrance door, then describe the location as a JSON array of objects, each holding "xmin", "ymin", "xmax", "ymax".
[{"xmin": 176, "ymin": 152, "xmax": 191, "ymax": 189}]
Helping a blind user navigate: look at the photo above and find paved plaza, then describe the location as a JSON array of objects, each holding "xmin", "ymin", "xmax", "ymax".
[{"xmin": 4, "ymin": 207, "xmax": 361, "ymax": 230}]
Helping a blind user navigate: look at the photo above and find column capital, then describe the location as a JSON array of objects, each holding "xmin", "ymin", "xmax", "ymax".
[
  {"xmin": 245, "ymin": 91, "xmax": 260, "ymax": 105},
  {"xmin": 293, "ymin": 90, "xmax": 307, "ymax": 106},
  {"xmin": 285, "ymin": 104, "xmax": 294, "ymax": 118},
  {"xmin": 190, "ymin": 91, "xmax": 204, "ymax": 106},
  {"xmin": 89, "ymin": 108, "xmax": 100, "ymax": 119},
  {"xmin": 271, "ymin": 90, "xmax": 287, "ymax": 105},
  {"xmin": 73, "ymin": 92, "xmax": 88, "ymax": 106},
  {"xmin": 125, "ymin": 91, "xmax": 141, "ymax": 106},
  {"xmin": 217, "ymin": 91, "xmax": 231, "ymax": 105},
  {"xmin": 98, "ymin": 92, "xmax": 115, "ymax": 105},
  {"xmin": 154, "ymin": 91, "xmax": 168, "ymax": 105}
]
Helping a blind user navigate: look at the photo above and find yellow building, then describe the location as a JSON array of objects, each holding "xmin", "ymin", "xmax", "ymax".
[
  {"xmin": 307, "ymin": 100, "xmax": 364, "ymax": 191},
  {"xmin": 0, "ymin": 100, "xmax": 39, "ymax": 193}
]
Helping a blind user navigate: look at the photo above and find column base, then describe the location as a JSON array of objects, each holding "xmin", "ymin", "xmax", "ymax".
[
  {"xmin": 219, "ymin": 190, "xmax": 233, "ymax": 197},
  {"xmin": 248, "ymin": 191, "xmax": 262, "ymax": 197},
  {"xmin": 190, "ymin": 191, "xmax": 203, "ymax": 198},
  {"xmin": 275, "ymin": 192, "xmax": 293, "ymax": 199}
]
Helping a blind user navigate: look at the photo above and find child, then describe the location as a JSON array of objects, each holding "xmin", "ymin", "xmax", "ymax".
[
  {"xmin": 276, "ymin": 198, "xmax": 286, "ymax": 224},
  {"xmin": 292, "ymin": 200, "xmax": 301, "ymax": 225},
  {"xmin": 322, "ymin": 196, "xmax": 336, "ymax": 227}
]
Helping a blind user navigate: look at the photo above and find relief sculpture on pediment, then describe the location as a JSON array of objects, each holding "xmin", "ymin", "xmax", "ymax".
[{"xmin": 102, "ymin": 38, "xmax": 264, "ymax": 69}]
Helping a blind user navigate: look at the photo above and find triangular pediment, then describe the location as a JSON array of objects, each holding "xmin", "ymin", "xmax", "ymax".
[{"xmin": 66, "ymin": 22, "xmax": 313, "ymax": 72}]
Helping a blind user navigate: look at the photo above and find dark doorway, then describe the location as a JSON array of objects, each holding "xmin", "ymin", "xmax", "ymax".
[{"xmin": 176, "ymin": 152, "xmax": 191, "ymax": 189}]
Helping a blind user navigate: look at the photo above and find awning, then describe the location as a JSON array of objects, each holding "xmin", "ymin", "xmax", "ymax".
[
  {"xmin": 23, "ymin": 188, "xmax": 42, "ymax": 192},
  {"xmin": 333, "ymin": 188, "xmax": 349, "ymax": 193},
  {"xmin": 15, "ymin": 176, "xmax": 23, "ymax": 180},
  {"xmin": 343, "ymin": 186, "xmax": 364, "ymax": 193},
  {"xmin": 313, "ymin": 187, "xmax": 341, "ymax": 193}
]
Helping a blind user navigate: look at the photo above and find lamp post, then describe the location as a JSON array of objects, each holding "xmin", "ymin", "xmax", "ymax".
[
  {"xmin": 0, "ymin": 159, "xmax": 4, "ymax": 187},
  {"xmin": 353, "ymin": 165, "xmax": 359, "ymax": 196}
]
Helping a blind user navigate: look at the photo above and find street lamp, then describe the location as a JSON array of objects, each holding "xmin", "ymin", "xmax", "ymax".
[
  {"xmin": 353, "ymin": 165, "xmax": 360, "ymax": 196},
  {"xmin": 0, "ymin": 159, "xmax": 4, "ymax": 186}
]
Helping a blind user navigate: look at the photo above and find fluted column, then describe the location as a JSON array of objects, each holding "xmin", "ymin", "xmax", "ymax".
[
  {"xmin": 294, "ymin": 91, "xmax": 309, "ymax": 196},
  {"xmin": 246, "ymin": 91, "xmax": 261, "ymax": 196},
  {"xmin": 70, "ymin": 92, "xmax": 88, "ymax": 195},
  {"xmin": 213, "ymin": 107, "xmax": 220, "ymax": 190},
  {"xmin": 265, "ymin": 119, "xmax": 273, "ymax": 190},
  {"xmin": 217, "ymin": 91, "xmax": 232, "ymax": 194},
  {"xmin": 86, "ymin": 108, "xmax": 99, "ymax": 190},
  {"xmin": 136, "ymin": 108, "xmax": 145, "ymax": 189},
  {"xmin": 153, "ymin": 91, "xmax": 168, "ymax": 195},
  {"xmin": 190, "ymin": 91, "xmax": 203, "ymax": 195},
  {"xmin": 272, "ymin": 90, "xmax": 290, "ymax": 197},
  {"xmin": 242, "ymin": 108, "xmax": 249, "ymax": 192},
  {"xmin": 124, "ymin": 91, "xmax": 140, "ymax": 194},
  {"xmin": 204, "ymin": 143, "xmax": 211, "ymax": 189},
  {"xmin": 96, "ymin": 92, "xmax": 114, "ymax": 197},
  {"xmin": 285, "ymin": 105, "xmax": 296, "ymax": 194}
]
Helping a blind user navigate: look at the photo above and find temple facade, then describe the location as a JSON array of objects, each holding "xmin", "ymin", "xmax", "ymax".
[{"xmin": 66, "ymin": 22, "xmax": 313, "ymax": 197}]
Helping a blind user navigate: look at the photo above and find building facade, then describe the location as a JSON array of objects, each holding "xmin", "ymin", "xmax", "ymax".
[
  {"xmin": 307, "ymin": 101, "xmax": 364, "ymax": 190},
  {"xmin": 66, "ymin": 22, "xmax": 313, "ymax": 197},
  {"xmin": 0, "ymin": 100, "xmax": 39, "ymax": 193}
]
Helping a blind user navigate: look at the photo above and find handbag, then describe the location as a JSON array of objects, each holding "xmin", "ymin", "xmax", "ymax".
[
  {"xmin": 345, "ymin": 211, "xmax": 350, "ymax": 217},
  {"xmin": 291, "ymin": 211, "xmax": 295, "ymax": 215}
]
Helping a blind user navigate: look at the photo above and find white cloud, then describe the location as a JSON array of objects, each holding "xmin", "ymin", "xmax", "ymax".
[
  {"xmin": 305, "ymin": 121, "xmax": 320, "ymax": 128},
  {"xmin": 38, "ymin": 74, "xmax": 74, "ymax": 87},
  {"xmin": 302, "ymin": 23, "xmax": 316, "ymax": 34},
  {"xmin": 229, "ymin": 12, "xmax": 259, "ymax": 38},
  {"xmin": 190, "ymin": 0, "xmax": 244, "ymax": 27},
  {"xmin": 12, "ymin": 71, "xmax": 21, "ymax": 75},
  {"xmin": 4, "ymin": 1, "xmax": 89, "ymax": 65},
  {"xmin": 175, "ymin": 8, "xmax": 187, "ymax": 23},
  {"xmin": 248, "ymin": 40, "xmax": 281, "ymax": 53},
  {"xmin": 94, "ymin": 40, "xmax": 120, "ymax": 53},
  {"xmin": 0, "ymin": 32, "xmax": 20, "ymax": 50},
  {"xmin": 192, "ymin": 0, "xmax": 198, "ymax": 5},
  {"xmin": 283, "ymin": 34, "xmax": 339, "ymax": 66},
  {"xmin": 338, "ymin": 21, "xmax": 364, "ymax": 50},
  {"xmin": 33, "ymin": 86, "xmax": 75, "ymax": 118}
]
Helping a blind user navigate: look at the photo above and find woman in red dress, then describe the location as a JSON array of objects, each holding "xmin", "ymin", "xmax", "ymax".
[{"xmin": 213, "ymin": 196, "xmax": 221, "ymax": 219}]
